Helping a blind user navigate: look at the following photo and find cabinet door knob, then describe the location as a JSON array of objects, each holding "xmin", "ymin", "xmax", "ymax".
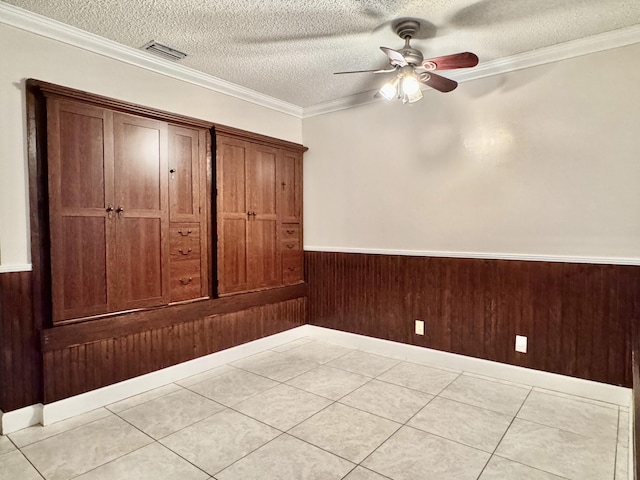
[
  {"xmin": 179, "ymin": 277, "xmax": 193, "ymax": 285},
  {"xmin": 178, "ymin": 248, "xmax": 192, "ymax": 256},
  {"xmin": 106, "ymin": 205, "xmax": 114, "ymax": 219},
  {"xmin": 178, "ymin": 229, "xmax": 192, "ymax": 236},
  {"xmin": 116, "ymin": 206, "xmax": 124, "ymax": 218}
]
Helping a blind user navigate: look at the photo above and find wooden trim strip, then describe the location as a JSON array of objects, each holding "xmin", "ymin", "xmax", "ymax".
[
  {"xmin": 42, "ymin": 283, "xmax": 308, "ymax": 352},
  {"xmin": 214, "ymin": 125, "xmax": 307, "ymax": 152},
  {"xmin": 304, "ymin": 246, "xmax": 640, "ymax": 267}
]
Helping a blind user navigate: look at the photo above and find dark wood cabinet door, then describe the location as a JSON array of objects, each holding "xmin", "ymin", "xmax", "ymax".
[
  {"xmin": 113, "ymin": 113, "xmax": 169, "ymax": 310},
  {"xmin": 216, "ymin": 134, "xmax": 305, "ymax": 295},
  {"xmin": 217, "ymin": 136, "xmax": 250, "ymax": 294},
  {"xmin": 248, "ymin": 218, "xmax": 280, "ymax": 287},
  {"xmin": 277, "ymin": 149, "xmax": 302, "ymax": 223},
  {"xmin": 47, "ymin": 99, "xmax": 115, "ymax": 323},
  {"xmin": 169, "ymin": 125, "xmax": 200, "ymax": 223},
  {"xmin": 247, "ymin": 144, "xmax": 280, "ymax": 288}
]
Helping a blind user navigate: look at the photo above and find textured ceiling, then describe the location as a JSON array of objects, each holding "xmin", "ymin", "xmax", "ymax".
[{"xmin": 5, "ymin": 0, "xmax": 640, "ymax": 107}]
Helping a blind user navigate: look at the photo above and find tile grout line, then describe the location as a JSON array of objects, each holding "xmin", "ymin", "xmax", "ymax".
[
  {"xmin": 614, "ymin": 406, "xmax": 621, "ymax": 480},
  {"xmin": 14, "ymin": 448, "xmax": 47, "ymax": 480},
  {"xmin": 120, "ymin": 351, "xmax": 357, "ymax": 477},
  {"xmin": 475, "ymin": 387, "xmax": 537, "ymax": 480},
  {"xmin": 353, "ymin": 372, "xmax": 462, "ymax": 472},
  {"xmin": 478, "ymin": 382, "xmax": 597, "ymax": 480},
  {"xmin": 490, "ymin": 453, "xmax": 573, "ymax": 480},
  {"xmin": 530, "ymin": 386, "xmax": 623, "ymax": 410},
  {"xmin": 65, "ymin": 442, "xmax": 167, "ymax": 480},
  {"xmin": 10, "ymin": 410, "xmax": 115, "ymax": 449},
  {"xmin": 8, "ymin": 338, "xmax": 621, "ymax": 480},
  {"xmin": 107, "ymin": 385, "xmax": 187, "ymax": 416}
]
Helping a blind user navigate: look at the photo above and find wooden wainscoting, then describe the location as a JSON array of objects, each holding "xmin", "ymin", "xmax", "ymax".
[
  {"xmin": 0, "ymin": 271, "xmax": 42, "ymax": 412},
  {"xmin": 305, "ymin": 251, "xmax": 640, "ymax": 387},
  {"xmin": 0, "ymin": 268, "xmax": 306, "ymax": 410},
  {"xmin": 42, "ymin": 296, "xmax": 306, "ymax": 403}
]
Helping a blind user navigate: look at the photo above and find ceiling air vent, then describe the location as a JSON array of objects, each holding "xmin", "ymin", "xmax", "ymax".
[{"xmin": 141, "ymin": 41, "xmax": 187, "ymax": 61}]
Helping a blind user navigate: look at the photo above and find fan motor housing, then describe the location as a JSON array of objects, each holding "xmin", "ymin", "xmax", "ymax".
[
  {"xmin": 395, "ymin": 20, "xmax": 424, "ymax": 65},
  {"xmin": 399, "ymin": 46, "xmax": 423, "ymax": 65}
]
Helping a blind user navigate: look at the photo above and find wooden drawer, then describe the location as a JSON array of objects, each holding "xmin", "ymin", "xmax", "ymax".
[
  {"xmin": 281, "ymin": 223, "xmax": 301, "ymax": 240},
  {"xmin": 170, "ymin": 225, "xmax": 201, "ymax": 262},
  {"xmin": 170, "ymin": 224, "xmax": 200, "ymax": 240},
  {"xmin": 281, "ymin": 238, "xmax": 301, "ymax": 251},
  {"xmin": 282, "ymin": 250, "xmax": 303, "ymax": 284},
  {"xmin": 170, "ymin": 259, "xmax": 202, "ymax": 302}
]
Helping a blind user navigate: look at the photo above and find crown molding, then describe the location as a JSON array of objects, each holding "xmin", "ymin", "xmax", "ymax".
[
  {"xmin": 2, "ymin": 2, "xmax": 639, "ymax": 120},
  {"xmin": 304, "ymin": 246, "xmax": 640, "ymax": 266},
  {"xmin": 0, "ymin": 2, "xmax": 303, "ymax": 118},
  {"xmin": 303, "ymin": 23, "xmax": 640, "ymax": 118}
]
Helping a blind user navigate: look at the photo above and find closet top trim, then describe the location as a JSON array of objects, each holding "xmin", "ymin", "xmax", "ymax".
[
  {"xmin": 215, "ymin": 125, "xmax": 307, "ymax": 152},
  {"xmin": 28, "ymin": 79, "xmax": 214, "ymax": 129},
  {"xmin": 26, "ymin": 79, "xmax": 307, "ymax": 151}
]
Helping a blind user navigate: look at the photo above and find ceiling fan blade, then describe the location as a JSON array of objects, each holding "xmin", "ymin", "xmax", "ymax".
[
  {"xmin": 422, "ymin": 52, "xmax": 479, "ymax": 70},
  {"xmin": 334, "ymin": 67, "xmax": 396, "ymax": 75},
  {"xmin": 419, "ymin": 72, "xmax": 458, "ymax": 93},
  {"xmin": 380, "ymin": 47, "xmax": 408, "ymax": 67}
]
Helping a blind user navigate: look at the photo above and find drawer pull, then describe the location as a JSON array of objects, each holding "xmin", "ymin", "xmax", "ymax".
[
  {"xmin": 286, "ymin": 244, "xmax": 295, "ymax": 249},
  {"xmin": 179, "ymin": 277, "xmax": 193, "ymax": 285},
  {"xmin": 287, "ymin": 267, "xmax": 295, "ymax": 272},
  {"xmin": 178, "ymin": 248, "xmax": 192, "ymax": 256},
  {"xmin": 286, "ymin": 229, "xmax": 295, "ymax": 234},
  {"xmin": 178, "ymin": 229, "xmax": 192, "ymax": 236}
]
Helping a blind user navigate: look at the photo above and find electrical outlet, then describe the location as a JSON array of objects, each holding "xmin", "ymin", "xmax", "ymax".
[
  {"xmin": 415, "ymin": 320, "xmax": 425, "ymax": 335},
  {"xmin": 515, "ymin": 335, "xmax": 527, "ymax": 353}
]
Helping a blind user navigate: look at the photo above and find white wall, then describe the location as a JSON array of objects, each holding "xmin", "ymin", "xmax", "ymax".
[
  {"xmin": 302, "ymin": 43, "xmax": 640, "ymax": 261},
  {"xmin": 0, "ymin": 23, "xmax": 302, "ymax": 267}
]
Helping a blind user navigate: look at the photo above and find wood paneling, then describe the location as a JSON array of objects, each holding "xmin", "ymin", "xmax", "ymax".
[
  {"xmin": 43, "ymin": 297, "xmax": 306, "ymax": 403},
  {"xmin": 43, "ymin": 283, "xmax": 308, "ymax": 351},
  {"xmin": 306, "ymin": 251, "xmax": 640, "ymax": 387},
  {"xmin": 0, "ymin": 271, "xmax": 305, "ymax": 410},
  {"xmin": 0, "ymin": 272, "xmax": 41, "ymax": 412}
]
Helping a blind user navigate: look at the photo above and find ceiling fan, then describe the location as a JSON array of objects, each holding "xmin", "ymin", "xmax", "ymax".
[{"xmin": 335, "ymin": 19, "xmax": 479, "ymax": 103}]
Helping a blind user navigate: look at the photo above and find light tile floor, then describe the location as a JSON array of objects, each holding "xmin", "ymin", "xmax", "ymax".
[{"xmin": 0, "ymin": 337, "xmax": 630, "ymax": 480}]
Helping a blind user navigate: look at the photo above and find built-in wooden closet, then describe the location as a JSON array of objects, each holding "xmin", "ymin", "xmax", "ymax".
[
  {"xmin": 12, "ymin": 80, "xmax": 308, "ymax": 408},
  {"xmin": 40, "ymin": 84, "xmax": 209, "ymax": 325},
  {"xmin": 32, "ymin": 80, "xmax": 306, "ymax": 328},
  {"xmin": 216, "ymin": 127, "xmax": 305, "ymax": 295}
]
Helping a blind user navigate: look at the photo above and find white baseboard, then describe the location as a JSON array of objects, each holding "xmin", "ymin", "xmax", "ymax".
[
  {"xmin": 41, "ymin": 326, "xmax": 309, "ymax": 426},
  {"xmin": 630, "ymin": 402, "xmax": 635, "ymax": 476},
  {"xmin": 304, "ymin": 325, "xmax": 632, "ymax": 407},
  {"xmin": 1, "ymin": 324, "xmax": 631, "ymax": 434},
  {"xmin": 0, "ymin": 404, "xmax": 42, "ymax": 435}
]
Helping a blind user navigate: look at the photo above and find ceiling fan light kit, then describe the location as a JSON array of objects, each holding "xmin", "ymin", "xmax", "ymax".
[
  {"xmin": 380, "ymin": 66, "xmax": 424, "ymax": 103},
  {"xmin": 334, "ymin": 19, "xmax": 479, "ymax": 104}
]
